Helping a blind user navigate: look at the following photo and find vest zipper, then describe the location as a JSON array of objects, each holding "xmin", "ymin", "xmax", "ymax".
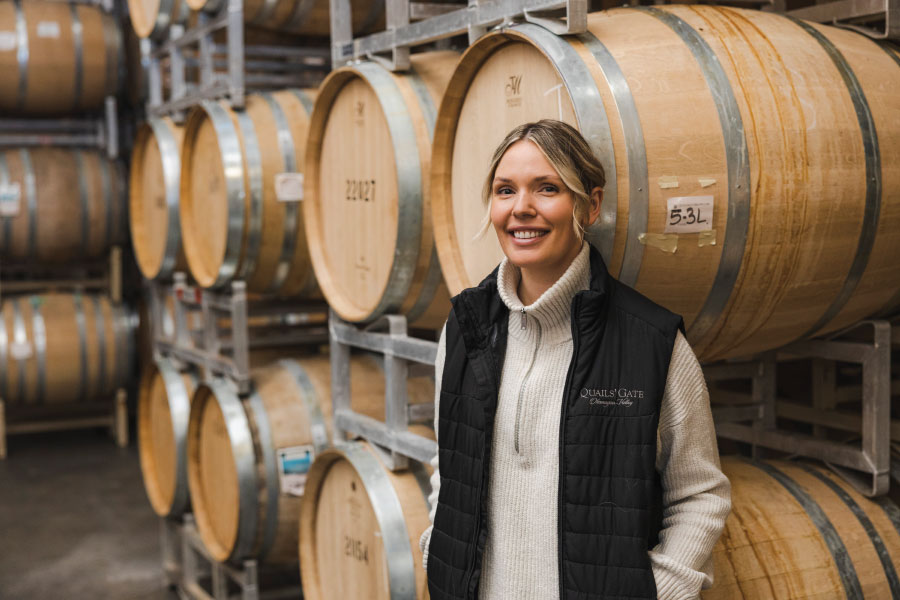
[
  {"xmin": 558, "ymin": 296, "xmax": 580, "ymax": 600},
  {"xmin": 514, "ymin": 314, "xmax": 541, "ymax": 454}
]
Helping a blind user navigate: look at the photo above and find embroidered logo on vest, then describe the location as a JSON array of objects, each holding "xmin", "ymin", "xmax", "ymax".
[{"xmin": 581, "ymin": 387, "xmax": 643, "ymax": 407}]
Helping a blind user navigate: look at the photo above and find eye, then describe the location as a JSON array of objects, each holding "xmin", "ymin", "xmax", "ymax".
[
  {"xmin": 494, "ymin": 185, "xmax": 514, "ymax": 196},
  {"xmin": 540, "ymin": 184, "xmax": 559, "ymax": 194}
]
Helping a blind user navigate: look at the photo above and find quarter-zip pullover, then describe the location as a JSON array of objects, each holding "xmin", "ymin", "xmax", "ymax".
[{"xmin": 421, "ymin": 243, "xmax": 731, "ymax": 600}]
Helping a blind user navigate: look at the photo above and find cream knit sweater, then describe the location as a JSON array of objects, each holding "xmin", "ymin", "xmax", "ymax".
[{"xmin": 420, "ymin": 243, "xmax": 731, "ymax": 600}]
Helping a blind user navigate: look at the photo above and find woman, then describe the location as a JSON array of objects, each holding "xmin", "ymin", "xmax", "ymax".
[{"xmin": 420, "ymin": 120, "xmax": 731, "ymax": 600}]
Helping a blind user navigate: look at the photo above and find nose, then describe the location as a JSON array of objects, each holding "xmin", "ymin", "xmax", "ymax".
[{"xmin": 511, "ymin": 189, "xmax": 537, "ymax": 219}]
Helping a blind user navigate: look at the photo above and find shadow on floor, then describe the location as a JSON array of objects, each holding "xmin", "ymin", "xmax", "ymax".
[{"xmin": 0, "ymin": 429, "xmax": 178, "ymax": 600}]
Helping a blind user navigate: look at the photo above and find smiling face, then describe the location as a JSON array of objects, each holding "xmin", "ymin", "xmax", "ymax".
[{"xmin": 490, "ymin": 139, "xmax": 585, "ymax": 281}]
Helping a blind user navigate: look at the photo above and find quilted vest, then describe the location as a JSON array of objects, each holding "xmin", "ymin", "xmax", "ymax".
[{"xmin": 427, "ymin": 246, "xmax": 683, "ymax": 600}]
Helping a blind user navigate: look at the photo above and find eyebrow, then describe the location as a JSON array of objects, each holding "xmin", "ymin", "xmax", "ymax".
[{"xmin": 492, "ymin": 175, "xmax": 561, "ymax": 183}]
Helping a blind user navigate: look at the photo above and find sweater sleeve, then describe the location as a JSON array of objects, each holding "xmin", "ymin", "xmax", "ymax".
[
  {"xmin": 650, "ymin": 331, "xmax": 731, "ymax": 600},
  {"xmin": 419, "ymin": 323, "xmax": 447, "ymax": 573}
]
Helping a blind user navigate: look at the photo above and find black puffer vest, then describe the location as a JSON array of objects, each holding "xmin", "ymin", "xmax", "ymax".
[{"xmin": 427, "ymin": 246, "xmax": 684, "ymax": 600}]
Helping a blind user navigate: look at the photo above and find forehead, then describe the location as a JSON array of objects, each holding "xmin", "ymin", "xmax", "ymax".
[{"xmin": 494, "ymin": 139, "xmax": 561, "ymax": 179}]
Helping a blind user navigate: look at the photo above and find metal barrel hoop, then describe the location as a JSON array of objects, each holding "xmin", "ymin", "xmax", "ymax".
[
  {"xmin": 73, "ymin": 293, "xmax": 89, "ymax": 402},
  {"xmin": 92, "ymin": 296, "xmax": 107, "ymax": 395},
  {"xmin": 250, "ymin": 0, "xmax": 280, "ymax": 27},
  {"xmin": 70, "ymin": 2, "xmax": 83, "ymax": 111},
  {"xmin": 798, "ymin": 464, "xmax": 900, "ymax": 592},
  {"xmin": 511, "ymin": 24, "xmax": 619, "ymax": 267},
  {"xmin": 289, "ymin": 89, "xmax": 320, "ymax": 297},
  {"xmin": 98, "ymin": 152, "xmax": 113, "ymax": 250},
  {"xmin": 147, "ymin": 118, "xmax": 183, "ymax": 278},
  {"xmin": 30, "ymin": 297, "xmax": 46, "ymax": 405},
  {"xmin": 74, "ymin": 150, "xmax": 90, "ymax": 256},
  {"xmin": 11, "ymin": 298, "xmax": 27, "ymax": 404},
  {"xmin": 260, "ymin": 92, "xmax": 300, "ymax": 294},
  {"xmin": 279, "ymin": 359, "xmax": 330, "ymax": 453},
  {"xmin": 341, "ymin": 442, "xmax": 418, "ymax": 600},
  {"xmin": 751, "ymin": 460, "xmax": 863, "ymax": 599},
  {"xmin": 354, "ymin": 61, "xmax": 425, "ymax": 319},
  {"xmin": 14, "ymin": 0, "xmax": 28, "ymax": 110},
  {"xmin": 641, "ymin": 7, "xmax": 751, "ymax": 343},
  {"xmin": 0, "ymin": 303, "xmax": 8, "ymax": 399},
  {"xmin": 245, "ymin": 391, "xmax": 280, "ymax": 561},
  {"xmin": 233, "ymin": 109, "xmax": 264, "ymax": 282},
  {"xmin": 402, "ymin": 66, "xmax": 444, "ymax": 325},
  {"xmin": 0, "ymin": 152, "xmax": 13, "ymax": 256},
  {"xmin": 19, "ymin": 149, "xmax": 36, "ymax": 260},
  {"xmin": 577, "ymin": 31, "xmax": 647, "ymax": 285},
  {"xmin": 156, "ymin": 358, "xmax": 195, "ymax": 516},
  {"xmin": 201, "ymin": 100, "xmax": 247, "ymax": 288},
  {"xmin": 207, "ymin": 378, "xmax": 260, "ymax": 562},
  {"xmin": 790, "ymin": 17, "xmax": 881, "ymax": 340}
]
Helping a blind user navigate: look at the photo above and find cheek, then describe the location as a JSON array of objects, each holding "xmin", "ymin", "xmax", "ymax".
[{"xmin": 489, "ymin": 200, "xmax": 506, "ymax": 231}]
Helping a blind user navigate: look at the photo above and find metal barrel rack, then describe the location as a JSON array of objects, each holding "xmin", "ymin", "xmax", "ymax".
[
  {"xmin": 329, "ymin": 310, "xmax": 439, "ymax": 470},
  {"xmin": 160, "ymin": 514, "xmax": 302, "ymax": 600},
  {"xmin": 329, "ymin": 0, "xmax": 591, "ymax": 71},
  {"xmin": 707, "ymin": 318, "xmax": 897, "ymax": 497},
  {"xmin": 143, "ymin": 0, "xmax": 330, "ymax": 119}
]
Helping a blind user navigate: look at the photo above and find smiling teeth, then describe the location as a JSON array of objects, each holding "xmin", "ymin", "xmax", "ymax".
[{"xmin": 513, "ymin": 230, "xmax": 547, "ymax": 239}]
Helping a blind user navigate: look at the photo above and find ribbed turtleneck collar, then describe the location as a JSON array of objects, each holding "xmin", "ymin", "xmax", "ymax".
[{"xmin": 497, "ymin": 242, "xmax": 591, "ymax": 345}]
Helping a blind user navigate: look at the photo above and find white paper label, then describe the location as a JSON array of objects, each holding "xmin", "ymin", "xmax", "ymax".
[
  {"xmin": 665, "ymin": 196, "xmax": 714, "ymax": 234},
  {"xmin": 36, "ymin": 21, "xmax": 60, "ymax": 39},
  {"xmin": 0, "ymin": 182, "xmax": 21, "ymax": 217},
  {"xmin": 275, "ymin": 172, "xmax": 304, "ymax": 202},
  {"xmin": 10, "ymin": 341, "xmax": 32, "ymax": 361},
  {"xmin": 0, "ymin": 31, "xmax": 17, "ymax": 52},
  {"xmin": 277, "ymin": 445, "xmax": 315, "ymax": 497}
]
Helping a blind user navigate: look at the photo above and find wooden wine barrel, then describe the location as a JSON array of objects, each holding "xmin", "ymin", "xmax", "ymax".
[
  {"xmin": 303, "ymin": 52, "xmax": 458, "ymax": 329},
  {"xmin": 704, "ymin": 457, "xmax": 900, "ymax": 598},
  {"xmin": 138, "ymin": 357, "xmax": 198, "ymax": 517},
  {"xmin": 0, "ymin": 147, "xmax": 126, "ymax": 264},
  {"xmin": 299, "ymin": 434, "xmax": 433, "ymax": 600},
  {"xmin": 0, "ymin": 1, "xmax": 121, "ymax": 114},
  {"xmin": 180, "ymin": 89, "xmax": 319, "ymax": 296},
  {"xmin": 0, "ymin": 293, "xmax": 135, "ymax": 406},
  {"xmin": 431, "ymin": 6, "xmax": 900, "ymax": 361},
  {"xmin": 127, "ymin": 0, "xmax": 190, "ymax": 40},
  {"xmin": 131, "ymin": 118, "xmax": 187, "ymax": 280},
  {"xmin": 185, "ymin": 0, "xmax": 382, "ymax": 36},
  {"xmin": 186, "ymin": 355, "xmax": 434, "ymax": 563}
]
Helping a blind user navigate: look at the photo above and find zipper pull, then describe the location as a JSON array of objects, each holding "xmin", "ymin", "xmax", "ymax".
[{"xmin": 520, "ymin": 307, "xmax": 526, "ymax": 330}]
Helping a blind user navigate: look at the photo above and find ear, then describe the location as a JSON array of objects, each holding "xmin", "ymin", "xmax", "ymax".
[{"xmin": 585, "ymin": 186, "xmax": 603, "ymax": 226}]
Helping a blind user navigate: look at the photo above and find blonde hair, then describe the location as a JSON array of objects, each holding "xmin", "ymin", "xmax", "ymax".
[{"xmin": 477, "ymin": 120, "xmax": 606, "ymax": 239}]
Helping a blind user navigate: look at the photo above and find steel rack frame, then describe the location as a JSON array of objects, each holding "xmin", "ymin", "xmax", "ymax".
[
  {"xmin": 160, "ymin": 514, "xmax": 302, "ymax": 600},
  {"xmin": 0, "ymin": 96, "xmax": 120, "ymax": 159},
  {"xmin": 329, "ymin": 0, "xmax": 590, "ymax": 70},
  {"xmin": 707, "ymin": 318, "xmax": 894, "ymax": 497},
  {"xmin": 145, "ymin": 0, "xmax": 330, "ymax": 119},
  {"xmin": 329, "ymin": 311, "xmax": 438, "ymax": 470},
  {"xmin": 787, "ymin": 0, "xmax": 899, "ymax": 41},
  {"xmin": 149, "ymin": 274, "xmax": 330, "ymax": 395}
]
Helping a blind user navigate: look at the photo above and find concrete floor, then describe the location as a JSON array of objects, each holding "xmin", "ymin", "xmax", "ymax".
[{"xmin": 0, "ymin": 429, "xmax": 178, "ymax": 600}]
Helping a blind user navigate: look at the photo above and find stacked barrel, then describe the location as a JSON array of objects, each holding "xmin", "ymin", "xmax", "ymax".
[
  {"xmin": 0, "ymin": 2, "xmax": 134, "ymax": 420},
  {"xmin": 128, "ymin": 3, "xmax": 900, "ymax": 599}
]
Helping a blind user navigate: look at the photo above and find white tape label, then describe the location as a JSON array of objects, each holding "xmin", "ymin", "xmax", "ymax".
[
  {"xmin": 10, "ymin": 340, "xmax": 32, "ymax": 361},
  {"xmin": 275, "ymin": 172, "xmax": 304, "ymax": 202},
  {"xmin": 36, "ymin": 21, "xmax": 60, "ymax": 39},
  {"xmin": 0, "ymin": 31, "xmax": 17, "ymax": 52},
  {"xmin": 665, "ymin": 196, "xmax": 714, "ymax": 234},
  {"xmin": 277, "ymin": 445, "xmax": 315, "ymax": 497},
  {"xmin": 0, "ymin": 182, "xmax": 21, "ymax": 217}
]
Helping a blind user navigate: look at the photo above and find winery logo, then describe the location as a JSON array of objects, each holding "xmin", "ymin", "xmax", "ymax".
[
  {"xmin": 580, "ymin": 387, "xmax": 643, "ymax": 408},
  {"xmin": 506, "ymin": 74, "xmax": 523, "ymax": 108},
  {"xmin": 354, "ymin": 101, "xmax": 365, "ymax": 124}
]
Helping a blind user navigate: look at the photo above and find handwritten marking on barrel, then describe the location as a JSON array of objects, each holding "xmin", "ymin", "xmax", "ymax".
[
  {"xmin": 344, "ymin": 535, "xmax": 370, "ymax": 564},
  {"xmin": 345, "ymin": 179, "xmax": 376, "ymax": 203}
]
